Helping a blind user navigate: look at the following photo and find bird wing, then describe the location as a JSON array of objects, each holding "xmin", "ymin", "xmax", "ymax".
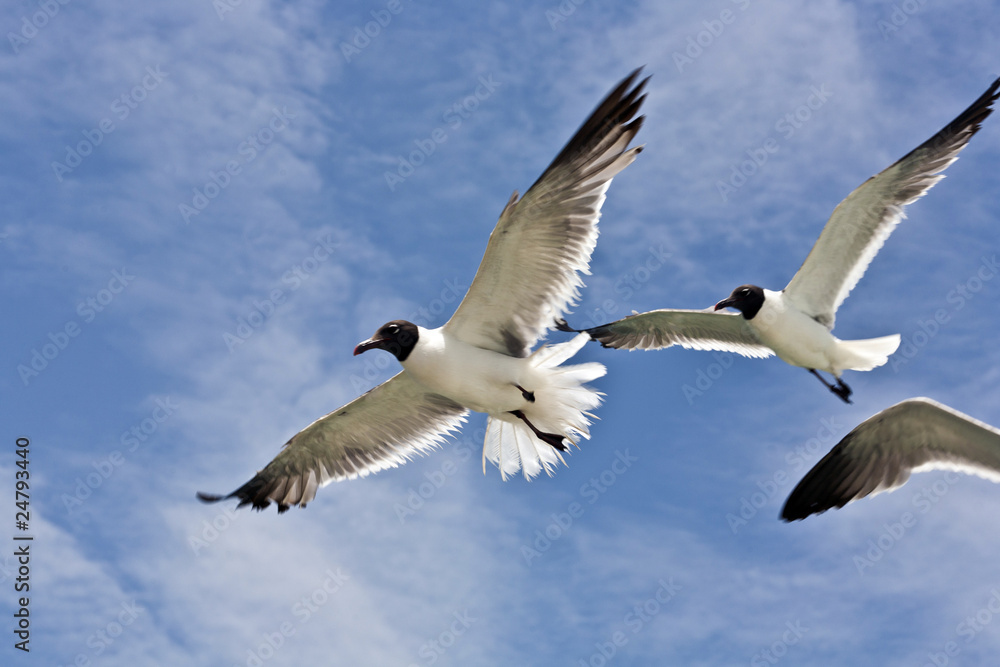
[
  {"xmin": 443, "ymin": 69, "xmax": 647, "ymax": 357},
  {"xmin": 573, "ymin": 308, "xmax": 773, "ymax": 358},
  {"xmin": 781, "ymin": 397, "xmax": 1000, "ymax": 521},
  {"xmin": 783, "ymin": 78, "xmax": 999, "ymax": 329},
  {"xmin": 197, "ymin": 371, "xmax": 467, "ymax": 512}
]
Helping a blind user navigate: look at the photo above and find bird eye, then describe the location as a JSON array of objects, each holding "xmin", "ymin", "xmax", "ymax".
[{"xmin": 387, "ymin": 324, "xmax": 399, "ymax": 334}]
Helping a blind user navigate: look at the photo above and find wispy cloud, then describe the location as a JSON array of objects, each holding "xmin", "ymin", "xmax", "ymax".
[{"xmin": 5, "ymin": 0, "xmax": 1000, "ymax": 664}]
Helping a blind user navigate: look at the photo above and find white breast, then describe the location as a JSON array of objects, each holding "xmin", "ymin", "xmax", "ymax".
[
  {"xmin": 747, "ymin": 289, "xmax": 837, "ymax": 370},
  {"xmin": 401, "ymin": 326, "xmax": 528, "ymax": 414}
]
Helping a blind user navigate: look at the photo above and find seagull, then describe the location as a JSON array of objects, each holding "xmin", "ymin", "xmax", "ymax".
[
  {"xmin": 559, "ymin": 78, "xmax": 999, "ymax": 403},
  {"xmin": 197, "ymin": 69, "xmax": 647, "ymax": 512},
  {"xmin": 781, "ymin": 398, "xmax": 1000, "ymax": 521}
]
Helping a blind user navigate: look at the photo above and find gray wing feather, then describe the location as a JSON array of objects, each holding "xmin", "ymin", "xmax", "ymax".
[
  {"xmin": 444, "ymin": 69, "xmax": 648, "ymax": 357},
  {"xmin": 583, "ymin": 309, "xmax": 773, "ymax": 358},
  {"xmin": 782, "ymin": 398, "xmax": 1000, "ymax": 521},
  {"xmin": 199, "ymin": 372, "xmax": 467, "ymax": 512},
  {"xmin": 784, "ymin": 78, "xmax": 999, "ymax": 328}
]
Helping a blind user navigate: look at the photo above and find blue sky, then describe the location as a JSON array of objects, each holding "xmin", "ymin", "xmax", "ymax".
[{"xmin": 3, "ymin": 0, "xmax": 1000, "ymax": 664}]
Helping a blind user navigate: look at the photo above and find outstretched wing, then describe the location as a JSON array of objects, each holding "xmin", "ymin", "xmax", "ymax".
[
  {"xmin": 784, "ymin": 78, "xmax": 999, "ymax": 329},
  {"xmin": 198, "ymin": 372, "xmax": 467, "ymax": 512},
  {"xmin": 444, "ymin": 69, "xmax": 648, "ymax": 357},
  {"xmin": 565, "ymin": 309, "xmax": 772, "ymax": 358},
  {"xmin": 782, "ymin": 398, "xmax": 1000, "ymax": 521}
]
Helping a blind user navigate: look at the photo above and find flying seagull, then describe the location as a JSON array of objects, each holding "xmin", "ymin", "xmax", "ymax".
[
  {"xmin": 559, "ymin": 77, "xmax": 999, "ymax": 403},
  {"xmin": 197, "ymin": 69, "xmax": 647, "ymax": 512},
  {"xmin": 781, "ymin": 398, "xmax": 1000, "ymax": 521}
]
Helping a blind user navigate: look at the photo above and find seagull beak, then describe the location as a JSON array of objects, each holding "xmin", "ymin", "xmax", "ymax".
[
  {"xmin": 714, "ymin": 298, "xmax": 735, "ymax": 311},
  {"xmin": 353, "ymin": 337, "xmax": 386, "ymax": 356}
]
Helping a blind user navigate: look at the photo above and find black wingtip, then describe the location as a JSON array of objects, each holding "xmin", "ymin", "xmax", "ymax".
[
  {"xmin": 953, "ymin": 75, "xmax": 1000, "ymax": 132},
  {"xmin": 779, "ymin": 486, "xmax": 819, "ymax": 521},
  {"xmin": 779, "ymin": 502, "xmax": 808, "ymax": 523},
  {"xmin": 907, "ymin": 76, "xmax": 1000, "ymax": 162},
  {"xmin": 554, "ymin": 317, "xmax": 580, "ymax": 333},
  {"xmin": 779, "ymin": 440, "xmax": 861, "ymax": 522},
  {"xmin": 196, "ymin": 480, "xmax": 282, "ymax": 513},
  {"xmin": 779, "ymin": 498, "xmax": 830, "ymax": 523},
  {"xmin": 533, "ymin": 67, "xmax": 649, "ymax": 185}
]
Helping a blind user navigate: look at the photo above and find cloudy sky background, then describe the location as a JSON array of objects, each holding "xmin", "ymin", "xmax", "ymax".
[{"xmin": 3, "ymin": 0, "xmax": 1000, "ymax": 664}]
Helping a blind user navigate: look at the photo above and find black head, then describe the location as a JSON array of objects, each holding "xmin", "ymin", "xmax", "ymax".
[
  {"xmin": 714, "ymin": 284, "xmax": 765, "ymax": 320},
  {"xmin": 354, "ymin": 320, "xmax": 420, "ymax": 362}
]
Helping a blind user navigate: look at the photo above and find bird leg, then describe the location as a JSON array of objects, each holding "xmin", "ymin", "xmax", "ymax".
[
  {"xmin": 832, "ymin": 378, "xmax": 853, "ymax": 404},
  {"xmin": 508, "ymin": 409, "xmax": 567, "ymax": 451},
  {"xmin": 514, "ymin": 384, "xmax": 535, "ymax": 402},
  {"xmin": 808, "ymin": 369, "xmax": 852, "ymax": 404}
]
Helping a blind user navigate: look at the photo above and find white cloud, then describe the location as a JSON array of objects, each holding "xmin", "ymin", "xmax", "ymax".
[{"xmin": 5, "ymin": 0, "xmax": 1000, "ymax": 664}]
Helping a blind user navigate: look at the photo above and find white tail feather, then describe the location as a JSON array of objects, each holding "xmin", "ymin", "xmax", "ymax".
[
  {"xmin": 483, "ymin": 334, "xmax": 604, "ymax": 480},
  {"xmin": 835, "ymin": 334, "xmax": 901, "ymax": 373}
]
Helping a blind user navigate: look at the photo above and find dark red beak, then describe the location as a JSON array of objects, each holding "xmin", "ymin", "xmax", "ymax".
[
  {"xmin": 714, "ymin": 298, "xmax": 735, "ymax": 311},
  {"xmin": 353, "ymin": 337, "xmax": 386, "ymax": 356}
]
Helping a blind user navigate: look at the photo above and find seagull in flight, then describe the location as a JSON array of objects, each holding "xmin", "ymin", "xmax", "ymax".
[
  {"xmin": 560, "ymin": 78, "xmax": 999, "ymax": 403},
  {"xmin": 781, "ymin": 398, "xmax": 1000, "ymax": 521},
  {"xmin": 198, "ymin": 69, "xmax": 647, "ymax": 512}
]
